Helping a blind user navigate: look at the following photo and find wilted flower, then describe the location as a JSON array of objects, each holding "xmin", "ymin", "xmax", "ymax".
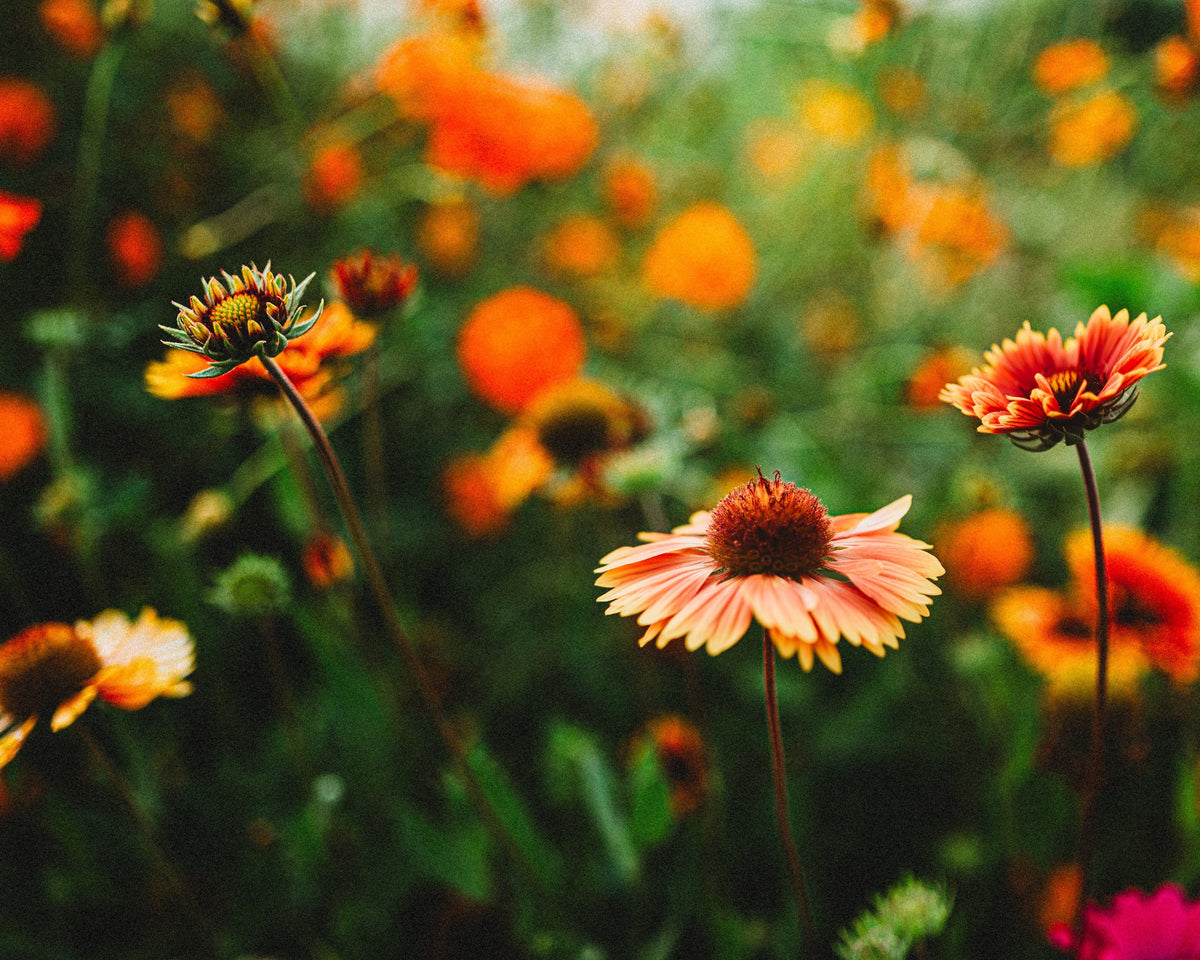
[
  {"xmin": 330, "ymin": 249, "xmax": 418, "ymax": 318},
  {"xmin": 0, "ymin": 609, "xmax": 194, "ymax": 767},
  {"xmin": 1047, "ymin": 90, "xmax": 1138, "ymax": 167},
  {"xmin": 1054, "ymin": 883, "xmax": 1200, "ymax": 959},
  {"xmin": 940, "ymin": 306, "xmax": 1168, "ymax": 451},
  {"xmin": 937, "ymin": 508, "xmax": 1035, "ymax": 600},
  {"xmin": 642, "ymin": 203, "xmax": 757, "ymax": 311},
  {"xmin": 0, "ymin": 393, "xmax": 47, "ymax": 481},
  {"xmin": 0, "ymin": 78, "xmax": 56, "ymax": 165},
  {"xmin": 457, "ymin": 286, "xmax": 586, "ymax": 415},
  {"xmin": 106, "ymin": 211, "xmax": 162, "ymax": 288},
  {"xmin": 596, "ymin": 471, "xmax": 943, "ymax": 674},
  {"xmin": 0, "ymin": 190, "xmax": 41, "ymax": 262},
  {"xmin": 1032, "ymin": 38, "xmax": 1110, "ymax": 95},
  {"xmin": 161, "ymin": 262, "xmax": 323, "ymax": 377}
]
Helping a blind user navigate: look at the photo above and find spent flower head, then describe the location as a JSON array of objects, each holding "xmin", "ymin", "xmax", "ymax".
[{"xmin": 162, "ymin": 262, "xmax": 323, "ymax": 378}]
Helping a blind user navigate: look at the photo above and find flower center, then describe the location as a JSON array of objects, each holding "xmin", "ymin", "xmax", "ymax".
[
  {"xmin": 0, "ymin": 624, "xmax": 102, "ymax": 720},
  {"xmin": 208, "ymin": 292, "xmax": 265, "ymax": 332},
  {"xmin": 1045, "ymin": 368, "xmax": 1106, "ymax": 409},
  {"xmin": 706, "ymin": 471, "xmax": 833, "ymax": 580},
  {"xmin": 537, "ymin": 407, "xmax": 612, "ymax": 464}
]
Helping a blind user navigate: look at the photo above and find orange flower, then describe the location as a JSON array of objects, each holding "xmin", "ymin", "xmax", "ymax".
[
  {"xmin": 542, "ymin": 214, "xmax": 619, "ymax": 278},
  {"xmin": 1155, "ymin": 35, "xmax": 1200, "ymax": 101},
  {"xmin": 456, "ymin": 287, "xmax": 587, "ymax": 415},
  {"xmin": 642, "ymin": 202, "xmax": 757, "ymax": 311},
  {"xmin": 146, "ymin": 300, "xmax": 374, "ymax": 409},
  {"xmin": 0, "ymin": 78, "xmax": 56, "ymax": 165},
  {"xmin": 302, "ymin": 530, "xmax": 354, "ymax": 589},
  {"xmin": 744, "ymin": 119, "xmax": 807, "ymax": 184},
  {"xmin": 936, "ymin": 508, "xmax": 1035, "ymax": 600},
  {"xmin": 1155, "ymin": 206, "xmax": 1200, "ymax": 281},
  {"xmin": 442, "ymin": 427, "xmax": 552, "ymax": 537},
  {"xmin": 303, "ymin": 141, "xmax": 364, "ymax": 212},
  {"xmin": 1047, "ymin": 89, "xmax": 1137, "ymax": 167},
  {"xmin": 1065, "ymin": 526, "xmax": 1200, "ymax": 684},
  {"xmin": 603, "ymin": 156, "xmax": 657, "ymax": 230},
  {"xmin": 521, "ymin": 378, "xmax": 648, "ymax": 474},
  {"xmin": 596, "ymin": 471, "xmax": 943, "ymax": 674},
  {"xmin": 0, "ymin": 191, "xmax": 41, "ymax": 262},
  {"xmin": 417, "ymin": 196, "xmax": 479, "ymax": 278},
  {"xmin": 639, "ymin": 715, "xmax": 709, "ymax": 815},
  {"xmin": 106, "ymin": 211, "xmax": 162, "ymax": 288},
  {"xmin": 940, "ymin": 306, "xmax": 1168, "ymax": 450},
  {"xmin": 0, "ymin": 609, "xmax": 193, "ymax": 768},
  {"xmin": 0, "ymin": 393, "xmax": 47, "ymax": 481},
  {"xmin": 375, "ymin": 30, "xmax": 481, "ymax": 121},
  {"xmin": 165, "ymin": 73, "xmax": 225, "ymax": 144},
  {"xmin": 1039, "ymin": 864, "xmax": 1083, "ymax": 940},
  {"xmin": 905, "ymin": 345, "xmax": 975, "ymax": 409},
  {"xmin": 1032, "ymin": 38, "xmax": 1110, "ymax": 95},
  {"xmin": 330, "ymin": 249, "xmax": 418, "ymax": 317},
  {"xmin": 38, "ymin": 0, "xmax": 103, "ymax": 59},
  {"xmin": 794, "ymin": 79, "xmax": 874, "ymax": 146}
]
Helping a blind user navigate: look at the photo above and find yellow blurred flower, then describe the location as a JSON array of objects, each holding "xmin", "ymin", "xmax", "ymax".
[
  {"xmin": 1047, "ymin": 89, "xmax": 1137, "ymax": 167},
  {"xmin": 642, "ymin": 202, "xmax": 757, "ymax": 311},
  {"xmin": 794, "ymin": 79, "xmax": 874, "ymax": 146}
]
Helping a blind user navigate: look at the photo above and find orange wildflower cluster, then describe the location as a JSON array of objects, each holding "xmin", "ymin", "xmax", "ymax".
[
  {"xmin": 542, "ymin": 214, "xmax": 619, "ymax": 278},
  {"xmin": 417, "ymin": 196, "xmax": 479, "ymax": 278},
  {"xmin": 864, "ymin": 143, "xmax": 1008, "ymax": 288},
  {"xmin": 303, "ymin": 141, "xmax": 364, "ymax": 213},
  {"xmin": 0, "ymin": 393, "xmax": 47, "ymax": 481},
  {"xmin": 0, "ymin": 79, "xmax": 56, "ymax": 166},
  {"xmin": 993, "ymin": 526, "xmax": 1200, "ymax": 696},
  {"xmin": 603, "ymin": 156, "xmax": 657, "ymax": 230},
  {"xmin": 936, "ymin": 508, "xmax": 1035, "ymax": 600},
  {"xmin": 106, "ymin": 211, "xmax": 162, "ymax": 289},
  {"xmin": 376, "ymin": 32, "xmax": 598, "ymax": 194},
  {"xmin": 456, "ymin": 286, "xmax": 586, "ymax": 415},
  {"xmin": 145, "ymin": 301, "xmax": 375, "ymax": 416},
  {"xmin": 1032, "ymin": 38, "xmax": 1110, "ymax": 95},
  {"xmin": 38, "ymin": 0, "xmax": 103, "ymax": 58},
  {"xmin": 642, "ymin": 202, "xmax": 757, "ymax": 311},
  {"xmin": 0, "ymin": 191, "xmax": 41, "ymax": 262}
]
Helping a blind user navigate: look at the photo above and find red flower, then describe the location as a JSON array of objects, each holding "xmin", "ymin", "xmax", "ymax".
[{"xmin": 0, "ymin": 191, "xmax": 41, "ymax": 261}]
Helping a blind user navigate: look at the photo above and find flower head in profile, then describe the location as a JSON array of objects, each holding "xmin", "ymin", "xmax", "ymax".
[
  {"xmin": 161, "ymin": 262, "xmax": 323, "ymax": 377},
  {"xmin": 596, "ymin": 471, "xmax": 943, "ymax": 673},
  {"xmin": 0, "ymin": 609, "xmax": 194, "ymax": 767},
  {"xmin": 1052, "ymin": 883, "xmax": 1200, "ymax": 959},
  {"xmin": 330, "ymin": 249, "xmax": 419, "ymax": 318},
  {"xmin": 940, "ymin": 306, "xmax": 1169, "ymax": 451}
]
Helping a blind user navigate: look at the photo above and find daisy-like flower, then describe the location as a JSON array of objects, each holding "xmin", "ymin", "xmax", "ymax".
[
  {"xmin": 330, "ymin": 248, "xmax": 419, "ymax": 318},
  {"xmin": 940, "ymin": 306, "xmax": 1169, "ymax": 450},
  {"xmin": 161, "ymin": 262, "xmax": 323, "ymax": 378},
  {"xmin": 1053, "ymin": 883, "xmax": 1200, "ymax": 959},
  {"xmin": 0, "ymin": 609, "xmax": 194, "ymax": 767},
  {"xmin": 595, "ymin": 471, "xmax": 943, "ymax": 673}
]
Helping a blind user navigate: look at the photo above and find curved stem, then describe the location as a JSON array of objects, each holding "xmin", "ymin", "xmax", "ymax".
[
  {"xmin": 1073, "ymin": 439, "xmax": 1110, "ymax": 937},
  {"xmin": 762, "ymin": 628, "xmax": 818, "ymax": 956},
  {"xmin": 259, "ymin": 354, "xmax": 541, "ymax": 888}
]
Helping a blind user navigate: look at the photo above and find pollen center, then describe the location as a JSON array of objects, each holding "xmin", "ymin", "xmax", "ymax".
[
  {"xmin": 705, "ymin": 472, "xmax": 834, "ymax": 580},
  {"xmin": 1046, "ymin": 368, "xmax": 1106, "ymax": 408},
  {"xmin": 209, "ymin": 292, "xmax": 265, "ymax": 330},
  {"xmin": 0, "ymin": 624, "xmax": 102, "ymax": 720}
]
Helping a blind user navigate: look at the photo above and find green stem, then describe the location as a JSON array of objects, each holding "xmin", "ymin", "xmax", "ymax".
[
  {"xmin": 259, "ymin": 354, "xmax": 542, "ymax": 889},
  {"xmin": 1073, "ymin": 438, "xmax": 1110, "ymax": 937},
  {"xmin": 763, "ymin": 628, "xmax": 818, "ymax": 956}
]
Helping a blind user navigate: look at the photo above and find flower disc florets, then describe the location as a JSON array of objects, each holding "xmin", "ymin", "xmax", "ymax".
[
  {"xmin": 161, "ymin": 262, "xmax": 323, "ymax": 378},
  {"xmin": 0, "ymin": 624, "xmax": 101, "ymax": 721},
  {"xmin": 706, "ymin": 471, "xmax": 834, "ymax": 580}
]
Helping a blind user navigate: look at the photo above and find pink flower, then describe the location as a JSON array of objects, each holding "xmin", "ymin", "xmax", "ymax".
[{"xmin": 1055, "ymin": 884, "xmax": 1200, "ymax": 960}]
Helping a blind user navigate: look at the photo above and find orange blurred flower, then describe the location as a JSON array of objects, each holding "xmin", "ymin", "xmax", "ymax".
[
  {"xmin": 603, "ymin": 156, "xmax": 657, "ymax": 230},
  {"xmin": 743, "ymin": 119, "xmax": 807, "ymax": 184},
  {"xmin": 1047, "ymin": 89, "xmax": 1137, "ymax": 167},
  {"xmin": 165, "ymin": 74, "xmax": 226, "ymax": 144},
  {"xmin": 0, "ymin": 393, "xmax": 47, "ymax": 481},
  {"xmin": 0, "ymin": 191, "xmax": 41, "ymax": 262},
  {"xmin": 0, "ymin": 79, "xmax": 56, "ymax": 165},
  {"xmin": 937, "ymin": 508, "xmax": 1035, "ymax": 600},
  {"xmin": 1039, "ymin": 864, "xmax": 1082, "ymax": 940},
  {"xmin": 302, "ymin": 529, "xmax": 354, "ymax": 589},
  {"xmin": 639, "ymin": 715, "xmax": 710, "ymax": 816},
  {"xmin": 417, "ymin": 196, "xmax": 479, "ymax": 278},
  {"xmin": 456, "ymin": 287, "xmax": 587, "ymax": 415},
  {"xmin": 375, "ymin": 30, "xmax": 480, "ymax": 122},
  {"xmin": 146, "ymin": 300, "xmax": 375, "ymax": 413},
  {"xmin": 799, "ymin": 288, "xmax": 859, "ymax": 361},
  {"xmin": 1154, "ymin": 35, "xmax": 1200, "ymax": 102},
  {"xmin": 0, "ymin": 609, "xmax": 193, "ymax": 768},
  {"xmin": 642, "ymin": 202, "xmax": 757, "ymax": 311},
  {"xmin": 1065, "ymin": 525, "xmax": 1200, "ymax": 684},
  {"xmin": 542, "ymin": 214, "xmax": 619, "ymax": 278},
  {"xmin": 1154, "ymin": 206, "xmax": 1200, "ymax": 281},
  {"xmin": 38, "ymin": 0, "xmax": 103, "ymax": 59},
  {"xmin": 794, "ymin": 79, "xmax": 874, "ymax": 146},
  {"xmin": 106, "ymin": 211, "xmax": 162, "ymax": 289},
  {"xmin": 905, "ymin": 345, "xmax": 975, "ymax": 409},
  {"xmin": 878, "ymin": 66, "xmax": 927, "ymax": 117},
  {"xmin": 1032, "ymin": 38, "xmax": 1110, "ymax": 95},
  {"xmin": 442, "ymin": 426, "xmax": 552, "ymax": 537},
  {"xmin": 303, "ymin": 141, "xmax": 364, "ymax": 212}
]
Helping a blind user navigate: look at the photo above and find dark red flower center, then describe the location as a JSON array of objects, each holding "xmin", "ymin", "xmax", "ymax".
[
  {"xmin": 706, "ymin": 471, "xmax": 833, "ymax": 580},
  {"xmin": 0, "ymin": 623, "xmax": 101, "ymax": 721},
  {"xmin": 1045, "ymin": 368, "xmax": 1106, "ymax": 409}
]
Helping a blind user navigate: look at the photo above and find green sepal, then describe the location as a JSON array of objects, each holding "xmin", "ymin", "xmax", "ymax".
[
  {"xmin": 287, "ymin": 300, "xmax": 324, "ymax": 341},
  {"xmin": 185, "ymin": 358, "xmax": 244, "ymax": 379}
]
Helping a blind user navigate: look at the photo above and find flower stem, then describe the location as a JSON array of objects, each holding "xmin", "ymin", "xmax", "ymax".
[
  {"xmin": 762, "ymin": 627, "xmax": 818, "ymax": 956},
  {"xmin": 1073, "ymin": 438, "xmax": 1110, "ymax": 935},
  {"xmin": 259, "ymin": 355, "xmax": 540, "ymax": 887}
]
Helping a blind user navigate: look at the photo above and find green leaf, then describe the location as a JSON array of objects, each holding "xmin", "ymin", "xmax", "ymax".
[{"xmin": 627, "ymin": 742, "xmax": 675, "ymax": 850}]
